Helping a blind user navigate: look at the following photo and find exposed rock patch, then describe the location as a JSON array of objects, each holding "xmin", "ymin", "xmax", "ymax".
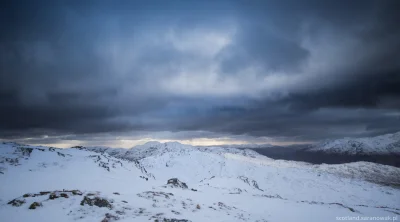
[
  {"xmin": 29, "ymin": 202, "xmax": 42, "ymax": 209},
  {"xmin": 254, "ymin": 194, "xmax": 284, "ymax": 199},
  {"xmin": 88, "ymin": 154, "xmax": 123, "ymax": 172},
  {"xmin": 238, "ymin": 176, "xmax": 263, "ymax": 191},
  {"xmin": 101, "ymin": 213, "xmax": 119, "ymax": 222},
  {"xmin": 8, "ymin": 189, "xmax": 83, "ymax": 208},
  {"xmin": 71, "ymin": 190, "xmax": 83, "ymax": 195},
  {"xmin": 155, "ymin": 219, "xmax": 191, "ymax": 222},
  {"xmin": 80, "ymin": 196, "xmax": 113, "ymax": 209},
  {"xmin": 8, "ymin": 198, "xmax": 25, "ymax": 207},
  {"xmin": 57, "ymin": 152, "xmax": 72, "ymax": 157},
  {"xmin": 140, "ymin": 176, "xmax": 149, "ymax": 181},
  {"xmin": 137, "ymin": 191, "xmax": 174, "ymax": 200},
  {"xmin": 49, "ymin": 193, "xmax": 59, "ymax": 200},
  {"xmin": 165, "ymin": 178, "xmax": 188, "ymax": 189},
  {"xmin": 229, "ymin": 188, "xmax": 247, "ymax": 194},
  {"xmin": 15, "ymin": 147, "xmax": 33, "ymax": 157},
  {"xmin": 133, "ymin": 160, "xmax": 155, "ymax": 179}
]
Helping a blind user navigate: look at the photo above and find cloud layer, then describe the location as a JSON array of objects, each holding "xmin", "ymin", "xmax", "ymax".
[{"xmin": 1, "ymin": 0, "xmax": 400, "ymax": 146}]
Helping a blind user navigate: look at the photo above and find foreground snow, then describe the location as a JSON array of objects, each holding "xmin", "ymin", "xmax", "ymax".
[{"xmin": 0, "ymin": 141, "xmax": 399, "ymax": 222}]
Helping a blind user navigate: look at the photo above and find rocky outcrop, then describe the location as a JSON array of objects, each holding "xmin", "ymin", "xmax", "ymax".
[
  {"xmin": 80, "ymin": 196, "xmax": 113, "ymax": 209},
  {"xmin": 8, "ymin": 189, "xmax": 82, "ymax": 208},
  {"xmin": 166, "ymin": 178, "xmax": 188, "ymax": 189},
  {"xmin": 15, "ymin": 147, "xmax": 33, "ymax": 156},
  {"xmin": 238, "ymin": 176, "xmax": 263, "ymax": 191},
  {"xmin": 29, "ymin": 202, "xmax": 42, "ymax": 209},
  {"xmin": 7, "ymin": 198, "xmax": 25, "ymax": 207}
]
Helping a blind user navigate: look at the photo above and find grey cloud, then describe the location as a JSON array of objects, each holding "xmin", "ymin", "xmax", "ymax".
[
  {"xmin": 218, "ymin": 24, "xmax": 310, "ymax": 74},
  {"xmin": 0, "ymin": 0, "xmax": 399, "ymax": 144}
]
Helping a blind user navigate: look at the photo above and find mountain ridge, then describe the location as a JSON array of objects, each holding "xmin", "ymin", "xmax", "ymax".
[{"xmin": 308, "ymin": 131, "xmax": 400, "ymax": 155}]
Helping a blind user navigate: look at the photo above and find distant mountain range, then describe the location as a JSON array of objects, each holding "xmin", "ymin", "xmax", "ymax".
[{"xmin": 308, "ymin": 132, "xmax": 400, "ymax": 155}]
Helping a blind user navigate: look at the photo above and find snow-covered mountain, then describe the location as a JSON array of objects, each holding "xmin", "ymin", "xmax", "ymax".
[
  {"xmin": 83, "ymin": 141, "xmax": 261, "ymax": 161},
  {"xmin": 202, "ymin": 143, "xmax": 275, "ymax": 149},
  {"xmin": 0, "ymin": 141, "xmax": 399, "ymax": 222},
  {"xmin": 308, "ymin": 132, "xmax": 400, "ymax": 155}
]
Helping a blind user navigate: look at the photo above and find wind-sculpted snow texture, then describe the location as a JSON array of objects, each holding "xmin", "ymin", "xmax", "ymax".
[{"xmin": 0, "ymin": 141, "xmax": 399, "ymax": 222}]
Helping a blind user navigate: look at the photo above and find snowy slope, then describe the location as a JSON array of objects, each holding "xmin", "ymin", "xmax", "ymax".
[
  {"xmin": 0, "ymin": 141, "xmax": 399, "ymax": 222},
  {"xmin": 308, "ymin": 131, "xmax": 400, "ymax": 155}
]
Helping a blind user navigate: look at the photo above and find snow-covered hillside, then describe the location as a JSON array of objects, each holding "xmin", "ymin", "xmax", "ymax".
[
  {"xmin": 308, "ymin": 131, "xmax": 400, "ymax": 155},
  {"xmin": 83, "ymin": 141, "xmax": 261, "ymax": 161},
  {"xmin": 0, "ymin": 141, "xmax": 399, "ymax": 222}
]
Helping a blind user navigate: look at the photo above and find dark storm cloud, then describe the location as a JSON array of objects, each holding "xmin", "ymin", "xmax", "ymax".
[
  {"xmin": 284, "ymin": 71, "xmax": 400, "ymax": 110},
  {"xmin": 0, "ymin": 0, "xmax": 400, "ymax": 144},
  {"xmin": 217, "ymin": 24, "xmax": 310, "ymax": 74}
]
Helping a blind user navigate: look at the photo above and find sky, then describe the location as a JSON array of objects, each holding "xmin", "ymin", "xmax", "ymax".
[{"xmin": 0, "ymin": 0, "xmax": 400, "ymax": 148}]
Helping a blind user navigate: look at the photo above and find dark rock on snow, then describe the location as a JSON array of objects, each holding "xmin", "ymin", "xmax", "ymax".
[
  {"xmin": 29, "ymin": 202, "xmax": 42, "ymax": 210},
  {"xmin": 101, "ymin": 213, "xmax": 119, "ymax": 222},
  {"xmin": 8, "ymin": 199, "xmax": 26, "ymax": 207},
  {"xmin": 155, "ymin": 219, "xmax": 191, "ymax": 222},
  {"xmin": 167, "ymin": 178, "xmax": 188, "ymax": 189},
  {"xmin": 80, "ymin": 196, "xmax": 113, "ymax": 209},
  {"xmin": 49, "ymin": 193, "xmax": 58, "ymax": 200}
]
